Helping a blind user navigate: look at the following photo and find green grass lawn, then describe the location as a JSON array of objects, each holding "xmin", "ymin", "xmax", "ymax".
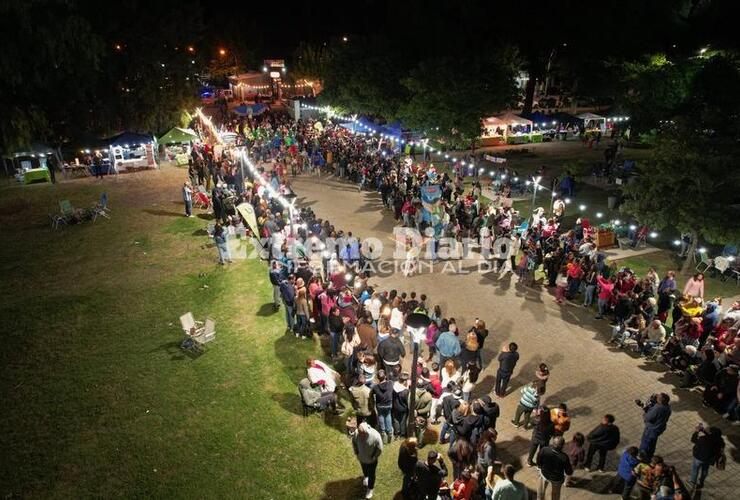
[{"xmin": 0, "ymin": 171, "xmax": 431, "ymax": 499}]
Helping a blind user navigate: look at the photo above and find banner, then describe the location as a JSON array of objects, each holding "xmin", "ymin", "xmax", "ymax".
[
  {"xmin": 484, "ymin": 154, "xmax": 507, "ymax": 163},
  {"xmin": 236, "ymin": 202, "xmax": 260, "ymax": 238},
  {"xmin": 420, "ymin": 184, "xmax": 445, "ymax": 236}
]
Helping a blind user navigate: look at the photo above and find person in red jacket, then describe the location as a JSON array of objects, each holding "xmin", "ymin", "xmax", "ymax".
[{"xmin": 596, "ymin": 275, "xmax": 616, "ymax": 319}]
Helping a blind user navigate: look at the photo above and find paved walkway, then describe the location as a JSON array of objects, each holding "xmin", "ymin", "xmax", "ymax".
[{"xmin": 291, "ymin": 173, "xmax": 738, "ymax": 499}]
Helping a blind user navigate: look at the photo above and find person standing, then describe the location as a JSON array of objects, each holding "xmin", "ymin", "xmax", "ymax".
[
  {"xmin": 584, "ymin": 414, "xmax": 621, "ymax": 472},
  {"xmin": 351, "ymin": 422, "xmax": 383, "ymax": 499},
  {"xmin": 527, "ymin": 406, "xmax": 554, "ymax": 466},
  {"xmin": 268, "ymin": 261, "xmax": 283, "ymax": 311},
  {"xmin": 213, "ymin": 222, "xmax": 232, "ymax": 265},
  {"xmin": 371, "ymin": 370, "xmax": 395, "ymax": 443},
  {"xmin": 536, "ymin": 436, "xmax": 573, "ymax": 500},
  {"xmin": 511, "ymin": 380, "xmax": 544, "ymax": 429},
  {"xmin": 639, "ymin": 393, "xmax": 671, "ymax": 459},
  {"xmin": 278, "ymin": 275, "xmax": 296, "ymax": 333},
  {"xmin": 415, "ymin": 450, "xmax": 448, "ymax": 500},
  {"xmin": 689, "ymin": 424, "xmax": 725, "ymax": 489},
  {"xmin": 397, "ymin": 437, "xmax": 418, "ymax": 499},
  {"xmin": 490, "ymin": 463, "xmax": 527, "ymax": 500},
  {"xmin": 182, "ymin": 181, "xmax": 193, "ymax": 217},
  {"xmin": 349, "ymin": 376, "xmax": 373, "ymax": 424},
  {"xmin": 611, "ymin": 446, "xmax": 639, "ymax": 499},
  {"xmin": 495, "ymin": 342, "xmax": 519, "ymax": 397}
]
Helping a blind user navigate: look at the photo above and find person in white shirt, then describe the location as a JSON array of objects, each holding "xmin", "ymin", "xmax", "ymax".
[
  {"xmin": 364, "ymin": 293, "xmax": 383, "ymax": 330},
  {"xmin": 306, "ymin": 358, "xmax": 339, "ymax": 393}
]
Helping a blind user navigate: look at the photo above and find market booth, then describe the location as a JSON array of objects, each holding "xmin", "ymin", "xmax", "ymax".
[
  {"xmin": 105, "ymin": 132, "xmax": 158, "ymax": 172},
  {"xmin": 577, "ymin": 112, "xmax": 606, "ymax": 133},
  {"xmin": 480, "ymin": 113, "xmax": 535, "ymax": 146},
  {"xmin": 158, "ymin": 127, "xmax": 199, "ymax": 166},
  {"xmin": 3, "ymin": 143, "xmax": 56, "ymax": 184}
]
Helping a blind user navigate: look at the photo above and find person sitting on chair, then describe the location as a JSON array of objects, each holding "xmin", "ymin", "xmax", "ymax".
[{"xmin": 299, "ymin": 377, "xmax": 342, "ymax": 414}]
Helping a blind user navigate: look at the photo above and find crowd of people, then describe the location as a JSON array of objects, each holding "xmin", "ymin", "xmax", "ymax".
[{"xmin": 189, "ymin": 109, "xmax": 735, "ymax": 499}]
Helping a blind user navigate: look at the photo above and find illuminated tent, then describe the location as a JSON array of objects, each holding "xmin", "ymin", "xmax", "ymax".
[
  {"xmin": 158, "ymin": 127, "xmax": 199, "ymax": 145},
  {"xmin": 576, "ymin": 112, "xmax": 606, "ymax": 132}
]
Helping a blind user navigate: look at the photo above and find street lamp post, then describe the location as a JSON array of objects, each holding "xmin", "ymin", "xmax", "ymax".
[{"xmin": 405, "ymin": 313, "xmax": 430, "ymax": 441}]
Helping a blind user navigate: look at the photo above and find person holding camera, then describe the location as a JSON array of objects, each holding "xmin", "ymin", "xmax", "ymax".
[
  {"xmin": 688, "ymin": 423, "xmax": 725, "ymax": 489},
  {"xmin": 637, "ymin": 393, "xmax": 671, "ymax": 459}
]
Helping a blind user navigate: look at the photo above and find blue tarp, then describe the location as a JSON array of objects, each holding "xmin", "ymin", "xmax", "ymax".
[
  {"xmin": 233, "ymin": 103, "xmax": 268, "ymax": 116},
  {"xmin": 521, "ymin": 112, "xmax": 557, "ymax": 127}
]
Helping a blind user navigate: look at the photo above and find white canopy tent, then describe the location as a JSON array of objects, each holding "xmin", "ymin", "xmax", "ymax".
[
  {"xmin": 577, "ymin": 112, "xmax": 606, "ymax": 132},
  {"xmin": 481, "ymin": 113, "xmax": 534, "ymax": 142}
]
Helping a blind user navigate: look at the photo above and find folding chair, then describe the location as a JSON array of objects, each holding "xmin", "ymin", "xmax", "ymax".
[
  {"xmin": 49, "ymin": 212, "xmax": 67, "ymax": 230},
  {"xmin": 191, "ymin": 317, "xmax": 216, "ymax": 350},
  {"xmin": 695, "ymin": 252, "xmax": 712, "ymax": 273},
  {"xmin": 179, "ymin": 312, "xmax": 204, "ymax": 336},
  {"xmin": 90, "ymin": 192, "xmax": 110, "ymax": 222}
]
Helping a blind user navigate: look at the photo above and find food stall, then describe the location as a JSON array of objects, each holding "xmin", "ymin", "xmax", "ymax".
[
  {"xmin": 480, "ymin": 113, "xmax": 535, "ymax": 146},
  {"xmin": 4, "ymin": 143, "xmax": 57, "ymax": 184},
  {"xmin": 158, "ymin": 127, "xmax": 199, "ymax": 166},
  {"xmin": 576, "ymin": 112, "xmax": 606, "ymax": 134},
  {"xmin": 105, "ymin": 132, "xmax": 158, "ymax": 172}
]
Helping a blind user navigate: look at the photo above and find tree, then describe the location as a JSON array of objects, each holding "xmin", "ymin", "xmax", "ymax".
[
  {"xmin": 318, "ymin": 36, "xmax": 407, "ymax": 118},
  {"xmin": 398, "ymin": 50, "xmax": 518, "ymax": 148},
  {"xmin": 0, "ymin": 0, "xmax": 103, "ymax": 152},
  {"xmin": 620, "ymin": 126, "xmax": 740, "ymax": 273},
  {"xmin": 292, "ymin": 41, "xmax": 334, "ymax": 83}
]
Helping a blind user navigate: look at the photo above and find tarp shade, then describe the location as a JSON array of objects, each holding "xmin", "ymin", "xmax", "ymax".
[{"xmin": 158, "ymin": 127, "xmax": 199, "ymax": 144}]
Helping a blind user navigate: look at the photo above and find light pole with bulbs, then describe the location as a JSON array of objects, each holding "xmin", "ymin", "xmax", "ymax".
[{"xmin": 405, "ymin": 312, "xmax": 430, "ymax": 440}]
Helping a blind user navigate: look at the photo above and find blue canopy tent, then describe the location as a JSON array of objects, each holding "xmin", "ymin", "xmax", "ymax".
[
  {"xmin": 378, "ymin": 121, "xmax": 403, "ymax": 139},
  {"xmin": 338, "ymin": 116, "xmax": 378, "ymax": 135},
  {"xmin": 233, "ymin": 103, "xmax": 268, "ymax": 116},
  {"xmin": 549, "ymin": 112, "xmax": 581, "ymax": 126},
  {"xmin": 521, "ymin": 112, "xmax": 558, "ymax": 129}
]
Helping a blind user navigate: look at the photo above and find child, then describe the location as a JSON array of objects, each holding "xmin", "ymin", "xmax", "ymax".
[
  {"xmin": 611, "ymin": 446, "xmax": 639, "ymax": 497},
  {"xmin": 517, "ymin": 249, "xmax": 530, "ymax": 282},
  {"xmin": 564, "ymin": 432, "xmax": 586, "ymax": 486},
  {"xmin": 555, "ymin": 265, "xmax": 568, "ymax": 304}
]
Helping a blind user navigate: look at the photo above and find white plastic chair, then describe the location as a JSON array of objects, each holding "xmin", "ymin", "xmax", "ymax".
[
  {"xmin": 192, "ymin": 318, "xmax": 216, "ymax": 349},
  {"xmin": 180, "ymin": 312, "xmax": 204, "ymax": 336}
]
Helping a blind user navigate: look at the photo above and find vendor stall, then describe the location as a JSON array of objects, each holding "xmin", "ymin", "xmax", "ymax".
[
  {"xmin": 158, "ymin": 127, "xmax": 199, "ymax": 166},
  {"xmin": 105, "ymin": 132, "xmax": 158, "ymax": 172},
  {"xmin": 3, "ymin": 143, "xmax": 57, "ymax": 184},
  {"xmin": 480, "ymin": 113, "xmax": 535, "ymax": 145},
  {"xmin": 577, "ymin": 112, "xmax": 606, "ymax": 133}
]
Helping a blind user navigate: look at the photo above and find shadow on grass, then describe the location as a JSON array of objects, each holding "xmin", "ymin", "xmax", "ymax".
[
  {"xmin": 320, "ymin": 476, "xmax": 364, "ymax": 500},
  {"xmin": 143, "ymin": 208, "xmax": 182, "ymax": 217},
  {"xmin": 192, "ymin": 229, "xmax": 209, "ymax": 236},
  {"xmin": 149, "ymin": 340, "xmax": 205, "ymax": 361},
  {"xmin": 196, "ymin": 213, "xmax": 213, "ymax": 220},
  {"xmin": 256, "ymin": 302, "xmax": 278, "ymax": 317}
]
